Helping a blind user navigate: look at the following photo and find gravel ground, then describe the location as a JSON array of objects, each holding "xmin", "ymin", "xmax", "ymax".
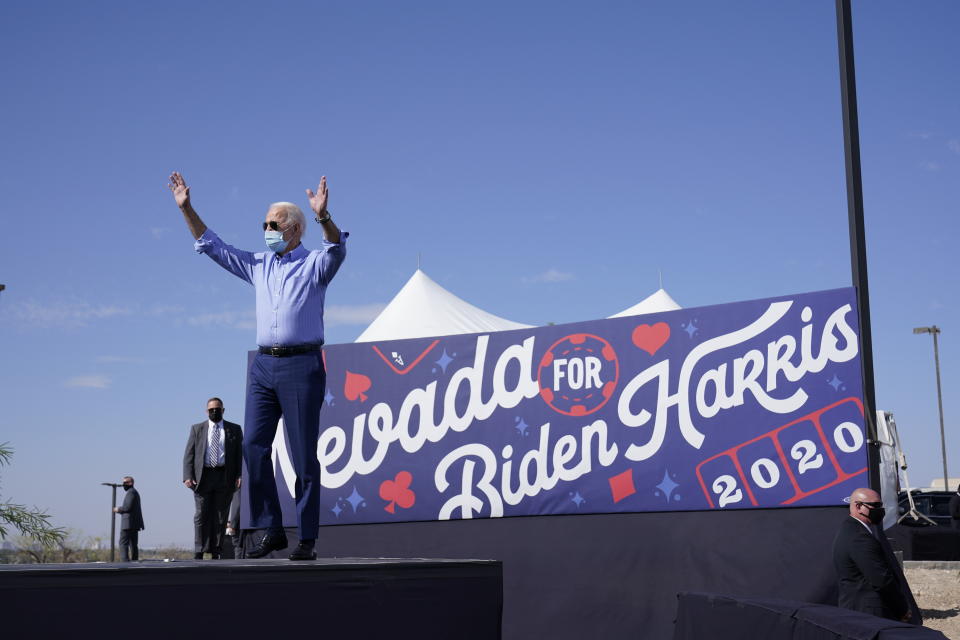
[{"xmin": 904, "ymin": 565, "xmax": 960, "ymax": 639}]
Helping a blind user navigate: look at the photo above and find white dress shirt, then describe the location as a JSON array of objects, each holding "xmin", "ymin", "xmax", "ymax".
[{"xmin": 205, "ymin": 419, "xmax": 226, "ymax": 467}]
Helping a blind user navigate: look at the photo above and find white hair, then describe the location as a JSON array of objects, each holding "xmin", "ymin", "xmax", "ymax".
[{"xmin": 268, "ymin": 202, "xmax": 307, "ymax": 237}]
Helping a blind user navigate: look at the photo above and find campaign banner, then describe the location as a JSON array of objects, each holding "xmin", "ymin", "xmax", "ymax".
[{"xmin": 263, "ymin": 287, "xmax": 868, "ymax": 527}]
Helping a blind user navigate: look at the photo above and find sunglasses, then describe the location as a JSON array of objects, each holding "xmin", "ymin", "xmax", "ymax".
[
  {"xmin": 262, "ymin": 221, "xmax": 296, "ymax": 231},
  {"xmin": 856, "ymin": 501, "xmax": 883, "ymax": 509}
]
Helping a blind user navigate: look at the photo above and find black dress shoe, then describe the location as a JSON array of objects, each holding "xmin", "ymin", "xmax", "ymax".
[
  {"xmin": 288, "ymin": 541, "xmax": 317, "ymax": 561},
  {"xmin": 194, "ymin": 552, "xmax": 203, "ymax": 560},
  {"xmin": 247, "ymin": 531, "xmax": 289, "ymax": 559}
]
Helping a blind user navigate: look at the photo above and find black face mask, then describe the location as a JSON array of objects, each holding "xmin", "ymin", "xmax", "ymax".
[
  {"xmin": 123, "ymin": 484, "xmax": 132, "ymax": 491},
  {"xmin": 208, "ymin": 408, "xmax": 224, "ymax": 422},
  {"xmin": 863, "ymin": 504, "xmax": 885, "ymax": 524}
]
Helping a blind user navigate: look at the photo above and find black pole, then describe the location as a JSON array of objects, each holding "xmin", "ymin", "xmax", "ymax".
[
  {"xmin": 110, "ymin": 486, "xmax": 117, "ymax": 561},
  {"xmin": 835, "ymin": 0, "xmax": 881, "ymax": 492},
  {"xmin": 102, "ymin": 482, "xmax": 119, "ymax": 562}
]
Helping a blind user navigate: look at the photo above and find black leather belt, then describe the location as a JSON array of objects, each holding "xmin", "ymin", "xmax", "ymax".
[{"xmin": 258, "ymin": 344, "xmax": 323, "ymax": 357}]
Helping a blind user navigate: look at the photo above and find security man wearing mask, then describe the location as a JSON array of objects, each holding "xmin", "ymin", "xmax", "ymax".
[
  {"xmin": 112, "ymin": 476, "xmax": 144, "ymax": 562},
  {"xmin": 832, "ymin": 487, "xmax": 919, "ymax": 623},
  {"xmin": 183, "ymin": 397, "xmax": 243, "ymax": 559}
]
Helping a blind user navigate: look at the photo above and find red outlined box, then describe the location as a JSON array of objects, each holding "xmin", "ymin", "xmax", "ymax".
[{"xmin": 695, "ymin": 397, "xmax": 867, "ymax": 509}]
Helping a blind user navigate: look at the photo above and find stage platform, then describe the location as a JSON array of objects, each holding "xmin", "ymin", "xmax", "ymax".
[{"xmin": 0, "ymin": 557, "xmax": 503, "ymax": 639}]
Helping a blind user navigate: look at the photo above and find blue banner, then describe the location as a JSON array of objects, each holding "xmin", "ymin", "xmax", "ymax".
[{"xmin": 263, "ymin": 287, "xmax": 867, "ymax": 526}]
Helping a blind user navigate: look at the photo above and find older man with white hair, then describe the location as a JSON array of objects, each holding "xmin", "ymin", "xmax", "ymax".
[{"xmin": 168, "ymin": 171, "xmax": 346, "ymax": 560}]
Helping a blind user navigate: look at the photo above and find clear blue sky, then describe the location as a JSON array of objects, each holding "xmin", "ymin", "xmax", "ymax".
[{"xmin": 1, "ymin": 1, "xmax": 956, "ymax": 547}]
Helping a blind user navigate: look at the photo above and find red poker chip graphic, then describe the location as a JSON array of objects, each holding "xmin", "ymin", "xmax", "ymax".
[{"xmin": 537, "ymin": 333, "xmax": 619, "ymax": 416}]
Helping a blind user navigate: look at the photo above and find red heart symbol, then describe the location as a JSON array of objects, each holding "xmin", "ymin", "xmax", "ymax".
[
  {"xmin": 344, "ymin": 370, "xmax": 372, "ymax": 402},
  {"xmin": 379, "ymin": 471, "xmax": 415, "ymax": 513},
  {"xmin": 632, "ymin": 322, "xmax": 670, "ymax": 356}
]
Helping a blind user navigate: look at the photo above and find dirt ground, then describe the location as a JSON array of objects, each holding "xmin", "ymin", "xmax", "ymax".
[{"xmin": 904, "ymin": 566, "xmax": 960, "ymax": 639}]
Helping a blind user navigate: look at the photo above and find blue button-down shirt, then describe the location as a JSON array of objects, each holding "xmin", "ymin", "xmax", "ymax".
[{"xmin": 194, "ymin": 229, "xmax": 348, "ymax": 347}]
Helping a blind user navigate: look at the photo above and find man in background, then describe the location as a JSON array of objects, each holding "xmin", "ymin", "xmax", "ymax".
[
  {"xmin": 832, "ymin": 487, "xmax": 918, "ymax": 623},
  {"xmin": 183, "ymin": 397, "xmax": 242, "ymax": 559},
  {"xmin": 112, "ymin": 476, "xmax": 144, "ymax": 562}
]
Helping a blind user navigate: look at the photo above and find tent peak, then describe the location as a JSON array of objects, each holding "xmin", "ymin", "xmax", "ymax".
[
  {"xmin": 356, "ymin": 269, "xmax": 533, "ymax": 342},
  {"xmin": 608, "ymin": 288, "xmax": 681, "ymax": 318}
]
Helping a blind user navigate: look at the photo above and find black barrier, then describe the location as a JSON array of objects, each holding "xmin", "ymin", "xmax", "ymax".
[{"xmin": 673, "ymin": 592, "xmax": 946, "ymax": 640}]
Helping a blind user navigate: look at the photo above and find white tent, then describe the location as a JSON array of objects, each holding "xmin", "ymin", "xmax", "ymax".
[
  {"xmin": 355, "ymin": 269, "xmax": 533, "ymax": 342},
  {"xmin": 607, "ymin": 288, "xmax": 681, "ymax": 318}
]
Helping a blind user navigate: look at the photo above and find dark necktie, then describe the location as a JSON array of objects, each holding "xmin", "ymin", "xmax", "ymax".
[{"xmin": 209, "ymin": 424, "xmax": 222, "ymax": 466}]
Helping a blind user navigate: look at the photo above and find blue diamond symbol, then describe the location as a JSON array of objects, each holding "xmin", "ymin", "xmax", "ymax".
[
  {"xmin": 325, "ymin": 389, "xmax": 335, "ymax": 406},
  {"xmin": 570, "ymin": 491, "xmax": 585, "ymax": 508},
  {"xmin": 435, "ymin": 349, "xmax": 455, "ymax": 374},
  {"xmin": 331, "ymin": 502, "xmax": 342, "ymax": 517},
  {"xmin": 656, "ymin": 469, "xmax": 679, "ymax": 503},
  {"xmin": 683, "ymin": 320, "xmax": 698, "ymax": 338},
  {"xmin": 514, "ymin": 416, "xmax": 529, "ymax": 436},
  {"xmin": 828, "ymin": 374, "xmax": 842, "ymax": 391},
  {"xmin": 345, "ymin": 487, "xmax": 365, "ymax": 513}
]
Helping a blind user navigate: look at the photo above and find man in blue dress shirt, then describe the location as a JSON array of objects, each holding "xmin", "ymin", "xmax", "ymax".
[{"xmin": 168, "ymin": 171, "xmax": 346, "ymax": 560}]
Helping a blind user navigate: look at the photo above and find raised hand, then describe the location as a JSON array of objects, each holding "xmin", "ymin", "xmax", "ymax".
[
  {"xmin": 168, "ymin": 171, "xmax": 191, "ymax": 208},
  {"xmin": 306, "ymin": 176, "xmax": 329, "ymax": 218},
  {"xmin": 168, "ymin": 171, "xmax": 207, "ymax": 239}
]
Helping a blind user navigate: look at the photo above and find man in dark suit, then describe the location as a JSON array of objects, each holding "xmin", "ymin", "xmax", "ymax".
[
  {"xmin": 112, "ymin": 476, "xmax": 144, "ymax": 562},
  {"xmin": 832, "ymin": 487, "xmax": 914, "ymax": 622},
  {"xmin": 183, "ymin": 397, "xmax": 242, "ymax": 559}
]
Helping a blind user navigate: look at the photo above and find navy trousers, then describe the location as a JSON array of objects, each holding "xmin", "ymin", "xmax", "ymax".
[{"xmin": 244, "ymin": 350, "xmax": 325, "ymax": 540}]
